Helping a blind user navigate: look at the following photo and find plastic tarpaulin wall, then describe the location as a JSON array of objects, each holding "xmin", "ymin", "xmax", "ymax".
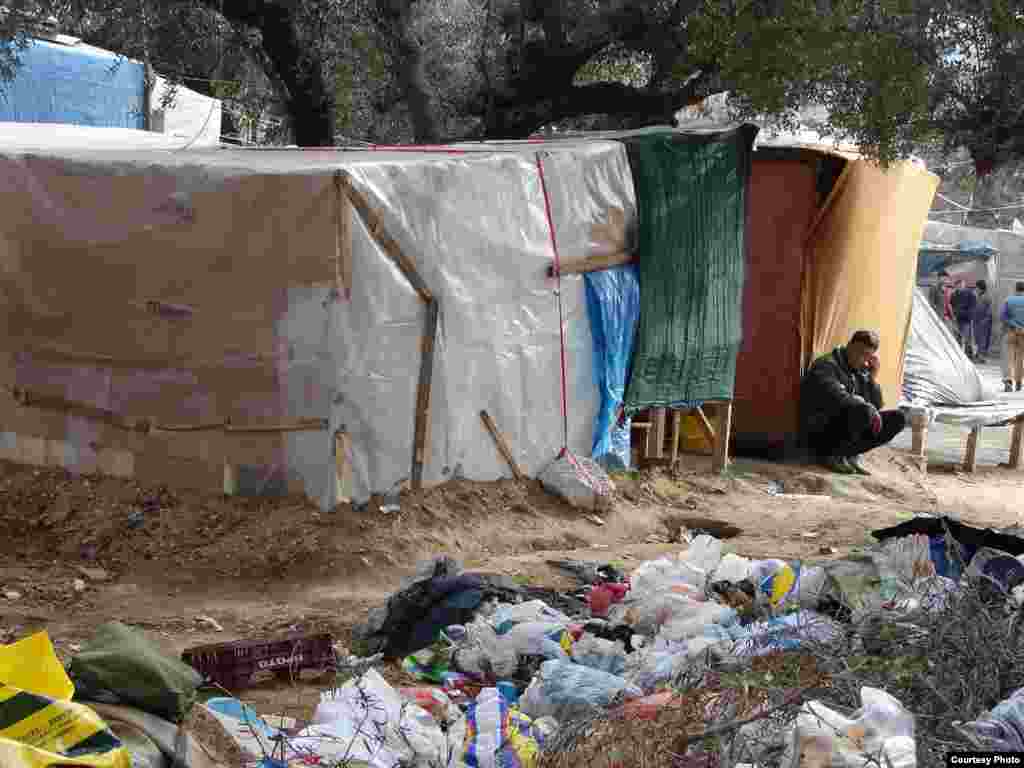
[
  {"xmin": 732, "ymin": 155, "xmax": 820, "ymax": 452},
  {"xmin": 622, "ymin": 126, "xmax": 758, "ymax": 411},
  {"xmin": 0, "ymin": 140, "xmax": 637, "ymax": 508},
  {"xmin": 0, "ymin": 40, "xmax": 144, "ymax": 129},
  {"xmin": 800, "ymin": 159, "xmax": 940, "ymax": 405},
  {"xmin": 903, "ymin": 287, "xmax": 989, "ymax": 405},
  {"xmin": 917, "ymin": 241, "xmax": 997, "ymax": 280},
  {"xmin": 584, "ymin": 265, "xmax": 639, "ymax": 469}
]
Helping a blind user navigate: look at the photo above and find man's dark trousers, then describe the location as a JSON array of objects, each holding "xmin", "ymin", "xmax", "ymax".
[{"xmin": 805, "ymin": 403, "xmax": 907, "ymax": 459}]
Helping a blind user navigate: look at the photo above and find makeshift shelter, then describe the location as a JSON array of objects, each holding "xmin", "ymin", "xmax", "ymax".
[
  {"xmin": 0, "ymin": 36, "xmax": 221, "ymax": 147},
  {"xmin": 1, "ymin": 126, "xmax": 763, "ymax": 508},
  {"xmin": 730, "ymin": 144, "xmax": 940, "ymax": 455}
]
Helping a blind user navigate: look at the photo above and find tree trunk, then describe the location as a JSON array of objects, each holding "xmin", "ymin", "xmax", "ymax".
[
  {"xmin": 214, "ymin": 0, "xmax": 336, "ymax": 147},
  {"xmin": 394, "ymin": 29, "xmax": 441, "ymax": 143}
]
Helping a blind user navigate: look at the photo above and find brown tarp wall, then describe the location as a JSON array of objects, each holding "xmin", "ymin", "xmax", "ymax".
[
  {"xmin": 733, "ymin": 156, "xmax": 820, "ymax": 452},
  {"xmin": 0, "ymin": 157, "xmax": 341, "ymax": 493}
]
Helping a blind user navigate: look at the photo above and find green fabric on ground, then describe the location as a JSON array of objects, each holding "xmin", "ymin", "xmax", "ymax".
[
  {"xmin": 69, "ymin": 622, "xmax": 203, "ymax": 723},
  {"xmin": 622, "ymin": 127, "xmax": 757, "ymax": 411}
]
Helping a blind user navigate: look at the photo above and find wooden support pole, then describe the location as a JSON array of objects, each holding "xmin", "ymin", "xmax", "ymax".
[
  {"xmin": 547, "ymin": 251, "xmax": 635, "ymax": 277},
  {"xmin": 1010, "ymin": 419, "xmax": 1023, "ymax": 470},
  {"xmin": 694, "ymin": 406, "xmax": 716, "ymax": 448},
  {"xmin": 412, "ymin": 299, "xmax": 439, "ymax": 490},
  {"xmin": 338, "ymin": 172, "xmax": 434, "ymax": 303},
  {"xmin": 670, "ymin": 410, "xmax": 682, "ymax": 465},
  {"xmin": 335, "ymin": 430, "xmax": 353, "ymax": 503},
  {"xmin": 964, "ymin": 426, "xmax": 981, "ymax": 473},
  {"xmin": 711, "ymin": 401, "xmax": 733, "ymax": 474},
  {"xmin": 643, "ymin": 413, "xmax": 657, "ymax": 458},
  {"xmin": 480, "ymin": 410, "xmax": 524, "ymax": 480},
  {"xmin": 651, "ymin": 408, "xmax": 667, "ymax": 459},
  {"xmin": 909, "ymin": 408, "xmax": 929, "ymax": 474}
]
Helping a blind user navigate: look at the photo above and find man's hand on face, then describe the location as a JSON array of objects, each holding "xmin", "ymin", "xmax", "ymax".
[{"xmin": 866, "ymin": 352, "xmax": 880, "ymax": 379}]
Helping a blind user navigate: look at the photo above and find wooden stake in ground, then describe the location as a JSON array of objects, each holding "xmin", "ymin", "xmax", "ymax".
[{"xmin": 480, "ymin": 410, "xmax": 524, "ymax": 480}]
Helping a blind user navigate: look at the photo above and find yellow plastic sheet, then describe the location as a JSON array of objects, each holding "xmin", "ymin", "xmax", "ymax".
[
  {"xmin": 0, "ymin": 631, "xmax": 130, "ymax": 768},
  {"xmin": 802, "ymin": 159, "xmax": 940, "ymax": 402}
]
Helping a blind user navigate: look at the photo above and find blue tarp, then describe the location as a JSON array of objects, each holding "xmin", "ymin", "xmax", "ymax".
[
  {"xmin": 585, "ymin": 264, "xmax": 640, "ymax": 470},
  {"xmin": 0, "ymin": 39, "xmax": 145, "ymax": 129},
  {"xmin": 917, "ymin": 239, "xmax": 997, "ymax": 278}
]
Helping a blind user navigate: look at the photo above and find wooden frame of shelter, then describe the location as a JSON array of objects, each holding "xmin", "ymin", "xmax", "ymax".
[{"xmin": 909, "ymin": 411, "xmax": 1024, "ymax": 475}]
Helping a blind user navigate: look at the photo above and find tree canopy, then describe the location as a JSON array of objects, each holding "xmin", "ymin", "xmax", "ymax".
[{"xmin": 1, "ymin": 0, "xmax": 1021, "ymax": 169}]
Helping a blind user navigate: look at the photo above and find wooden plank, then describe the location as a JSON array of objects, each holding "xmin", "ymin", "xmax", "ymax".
[
  {"xmin": 339, "ymin": 172, "xmax": 433, "ymax": 303},
  {"xmin": 335, "ymin": 430, "xmax": 353, "ymax": 503},
  {"xmin": 334, "ymin": 173, "xmax": 353, "ymax": 301},
  {"xmin": 964, "ymin": 426, "xmax": 981, "ymax": 473},
  {"xmin": 412, "ymin": 299, "xmax": 439, "ymax": 489},
  {"xmin": 670, "ymin": 410, "xmax": 682, "ymax": 465},
  {"xmin": 224, "ymin": 419, "xmax": 328, "ymax": 433},
  {"xmin": 651, "ymin": 408, "xmax": 667, "ymax": 459},
  {"xmin": 1010, "ymin": 420, "xmax": 1023, "ymax": 469},
  {"xmin": 643, "ymin": 411, "xmax": 658, "ymax": 457},
  {"xmin": 711, "ymin": 401, "xmax": 733, "ymax": 474},
  {"xmin": 694, "ymin": 406, "xmax": 716, "ymax": 447},
  {"xmin": 909, "ymin": 409, "xmax": 929, "ymax": 474},
  {"xmin": 547, "ymin": 250, "xmax": 635, "ymax": 277},
  {"xmin": 480, "ymin": 409, "xmax": 524, "ymax": 480}
]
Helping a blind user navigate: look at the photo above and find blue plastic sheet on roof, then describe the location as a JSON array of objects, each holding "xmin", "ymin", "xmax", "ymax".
[
  {"xmin": 584, "ymin": 264, "xmax": 640, "ymax": 470},
  {"xmin": 0, "ymin": 39, "xmax": 145, "ymax": 129},
  {"xmin": 917, "ymin": 239, "xmax": 998, "ymax": 278}
]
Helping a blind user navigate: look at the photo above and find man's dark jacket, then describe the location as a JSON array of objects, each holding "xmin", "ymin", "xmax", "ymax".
[
  {"xmin": 950, "ymin": 288, "xmax": 977, "ymax": 322},
  {"xmin": 799, "ymin": 346, "xmax": 883, "ymax": 435}
]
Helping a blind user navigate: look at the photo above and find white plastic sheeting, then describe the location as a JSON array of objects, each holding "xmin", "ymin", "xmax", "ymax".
[
  {"xmin": 903, "ymin": 287, "xmax": 989, "ymax": 405},
  {"xmin": 150, "ymin": 76, "xmax": 222, "ymax": 148},
  {"xmin": 0, "ymin": 140, "xmax": 637, "ymax": 509},
  {"xmin": 902, "ymin": 287, "xmax": 1024, "ymax": 428},
  {"xmin": 332, "ymin": 143, "xmax": 635, "ymax": 505}
]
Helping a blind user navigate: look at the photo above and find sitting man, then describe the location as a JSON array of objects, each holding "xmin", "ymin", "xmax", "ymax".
[{"xmin": 799, "ymin": 330, "xmax": 907, "ymax": 475}]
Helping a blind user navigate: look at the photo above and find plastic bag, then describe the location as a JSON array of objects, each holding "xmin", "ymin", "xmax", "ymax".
[
  {"xmin": 659, "ymin": 602, "xmax": 737, "ymax": 643},
  {"xmin": 519, "ymin": 660, "xmax": 642, "ymax": 722},
  {"xmin": 712, "ymin": 553, "xmax": 753, "ymax": 583},
  {"xmin": 203, "ymin": 697, "xmax": 283, "ymax": 760},
  {"xmin": 490, "ymin": 601, "xmax": 571, "ymax": 634},
  {"xmin": 462, "ymin": 688, "xmax": 546, "ymax": 768},
  {"xmin": 749, "ymin": 559, "xmax": 800, "ymax": 610},
  {"xmin": 571, "ymin": 634, "xmax": 626, "ymax": 676},
  {"xmin": 538, "ymin": 453, "xmax": 615, "ymax": 511},
  {"xmin": 0, "ymin": 631, "xmax": 131, "ymax": 768},
  {"xmin": 782, "ymin": 687, "xmax": 915, "ymax": 768},
  {"xmin": 681, "ymin": 535, "xmax": 723, "ymax": 577},
  {"xmin": 958, "ymin": 685, "xmax": 1024, "ymax": 750},
  {"xmin": 628, "ymin": 559, "xmax": 706, "ymax": 600},
  {"xmin": 453, "ymin": 617, "xmax": 520, "ymax": 680},
  {"xmin": 291, "ymin": 669, "xmax": 451, "ymax": 768},
  {"xmin": 733, "ymin": 611, "xmax": 843, "ymax": 657}
]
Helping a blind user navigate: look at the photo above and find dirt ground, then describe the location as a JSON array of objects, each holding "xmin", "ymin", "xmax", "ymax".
[{"xmin": 1, "ymin": 445, "xmax": 1022, "ymax": 723}]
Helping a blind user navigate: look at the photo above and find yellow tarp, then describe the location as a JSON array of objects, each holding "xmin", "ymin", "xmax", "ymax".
[{"xmin": 801, "ymin": 159, "xmax": 940, "ymax": 403}]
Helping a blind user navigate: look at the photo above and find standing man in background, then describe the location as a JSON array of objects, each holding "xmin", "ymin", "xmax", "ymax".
[
  {"xmin": 1002, "ymin": 282, "xmax": 1024, "ymax": 392},
  {"xmin": 950, "ymin": 278, "xmax": 977, "ymax": 356},
  {"xmin": 973, "ymin": 279, "xmax": 993, "ymax": 363},
  {"xmin": 929, "ymin": 270, "xmax": 951, "ymax": 320}
]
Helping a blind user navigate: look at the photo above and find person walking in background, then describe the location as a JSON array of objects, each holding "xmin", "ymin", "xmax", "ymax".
[
  {"xmin": 974, "ymin": 279, "xmax": 993, "ymax": 363},
  {"xmin": 950, "ymin": 278, "xmax": 977, "ymax": 356},
  {"xmin": 1002, "ymin": 282, "xmax": 1024, "ymax": 392},
  {"xmin": 929, "ymin": 270, "xmax": 951, "ymax": 323}
]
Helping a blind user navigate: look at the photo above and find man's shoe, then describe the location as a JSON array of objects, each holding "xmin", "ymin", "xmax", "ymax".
[
  {"xmin": 847, "ymin": 455, "xmax": 871, "ymax": 476},
  {"xmin": 821, "ymin": 456, "xmax": 854, "ymax": 475},
  {"xmin": 1018, "ymin": 382, "xmax": 1023, "ymax": 393},
  {"xmin": 1007, "ymin": 380, "xmax": 1015, "ymax": 393}
]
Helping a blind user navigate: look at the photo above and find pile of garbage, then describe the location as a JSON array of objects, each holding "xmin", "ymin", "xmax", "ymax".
[{"xmin": 7, "ymin": 514, "xmax": 1024, "ymax": 767}]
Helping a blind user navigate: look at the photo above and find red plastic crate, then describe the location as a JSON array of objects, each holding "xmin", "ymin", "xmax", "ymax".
[{"xmin": 182, "ymin": 632, "xmax": 335, "ymax": 691}]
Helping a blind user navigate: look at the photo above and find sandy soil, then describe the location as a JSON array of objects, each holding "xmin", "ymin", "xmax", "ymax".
[{"xmin": 1, "ymin": 446, "xmax": 1022, "ymax": 721}]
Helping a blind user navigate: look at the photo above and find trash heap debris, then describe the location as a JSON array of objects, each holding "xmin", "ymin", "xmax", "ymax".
[{"xmin": 8, "ymin": 513, "xmax": 1024, "ymax": 767}]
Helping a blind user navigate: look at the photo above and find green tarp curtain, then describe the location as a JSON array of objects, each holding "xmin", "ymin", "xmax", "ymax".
[{"xmin": 621, "ymin": 126, "xmax": 758, "ymax": 413}]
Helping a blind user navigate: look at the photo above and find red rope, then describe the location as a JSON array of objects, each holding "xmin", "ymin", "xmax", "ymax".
[{"xmin": 536, "ymin": 152, "xmax": 570, "ymax": 454}]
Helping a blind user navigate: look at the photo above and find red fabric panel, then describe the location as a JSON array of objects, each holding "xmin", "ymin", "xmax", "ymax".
[{"xmin": 733, "ymin": 159, "xmax": 819, "ymax": 450}]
